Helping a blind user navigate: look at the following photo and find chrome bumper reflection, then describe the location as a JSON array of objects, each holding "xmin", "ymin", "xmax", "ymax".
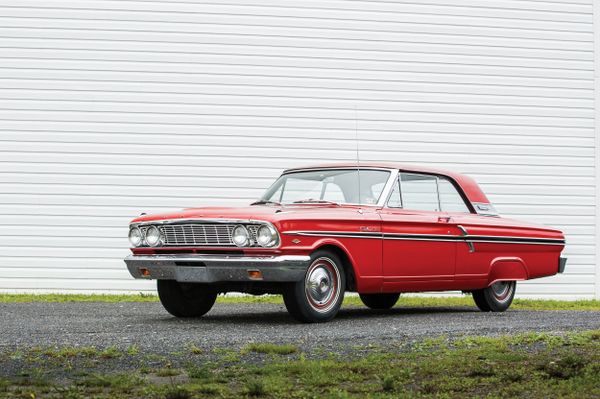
[{"xmin": 124, "ymin": 254, "xmax": 311, "ymax": 283}]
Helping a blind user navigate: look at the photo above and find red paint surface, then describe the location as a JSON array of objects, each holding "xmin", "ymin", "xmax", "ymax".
[{"xmin": 130, "ymin": 164, "xmax": 566, "ymax": 293}]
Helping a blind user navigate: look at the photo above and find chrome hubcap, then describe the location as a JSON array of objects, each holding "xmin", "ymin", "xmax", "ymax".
[
  {"xmin": 491, "ymin": 281, "xmax": 513, "ymax": 302},
  {"xmin": 307, "ymin": 268, "xmax": 332, "ymax": 303},
  {"xmin": 304, "ymin": 257, "xmax": 340, "ymax": 313}
]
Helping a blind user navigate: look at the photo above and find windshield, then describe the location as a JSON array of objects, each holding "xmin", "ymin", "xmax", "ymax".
[{"xmin": 258, "ymin": 169, "xmax": 391, "ymax": 205}]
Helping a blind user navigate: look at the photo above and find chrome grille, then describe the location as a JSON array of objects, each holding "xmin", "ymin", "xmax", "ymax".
[{"xmin": 152, "ymin": 223, "xmax": 261, "ymax": 247}]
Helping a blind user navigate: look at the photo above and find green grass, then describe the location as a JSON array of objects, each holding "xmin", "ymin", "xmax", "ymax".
[
  {"xmin": 1, "ymin": 331, "xmax": 598, "ymax": 398},
  {"xmin": 242, "ymin": 343, "xmax": 299, "ymax": 355},
  {"xmin": 2, "ymin": 292, "xmax": 600, "ymax": 311}
]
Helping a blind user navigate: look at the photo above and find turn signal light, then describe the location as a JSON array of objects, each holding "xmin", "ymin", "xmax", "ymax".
[
  {"xmin": 139, "ymin": 268, "xmax": 151, "ymax": 277},
  {"xmin": 247, "ymin": 270, "xmax": 263, "ymax": 280}
]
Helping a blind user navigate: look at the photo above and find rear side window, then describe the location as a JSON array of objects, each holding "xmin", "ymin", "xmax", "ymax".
[
  {"xmin": 438, "ymin": 178, "xmax": 470, "ymax": 213},
  {"xmin": 400, "ymin": 173, "xmax": 440, "ymax": 211},
  {"xmin": 388, "ymin": 172, "xmax": 471, "ymax": 213}
]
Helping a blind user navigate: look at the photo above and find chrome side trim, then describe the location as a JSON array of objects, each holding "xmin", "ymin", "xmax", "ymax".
[
  {"xmin": 458, "ymin": 225, "xmax": 475, "ymax": 253},
  {"xmin": 283, "ymin": 231, "xmax": 566, "ymax": 246},
  {"xmin": 287, "ymin": 231, "xmax": 383, "ymax": 240}
]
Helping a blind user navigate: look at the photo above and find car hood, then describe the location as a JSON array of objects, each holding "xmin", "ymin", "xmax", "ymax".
[{"xmin": 130, "ymin": 204, "xmax": 350, "ymax": 225}]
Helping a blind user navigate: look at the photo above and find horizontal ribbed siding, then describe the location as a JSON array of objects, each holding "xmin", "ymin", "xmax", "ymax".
[{"xmin": 0, "ymin": 0, "xmax": 596, "ymax": 298}]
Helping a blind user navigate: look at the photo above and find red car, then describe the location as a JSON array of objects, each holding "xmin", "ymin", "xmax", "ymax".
[{"xmin": 125, "ymin": 163, "xmax": 566, "ymax": 323}]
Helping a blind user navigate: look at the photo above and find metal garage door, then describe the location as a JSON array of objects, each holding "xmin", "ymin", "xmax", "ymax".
[{"xmin": 0, "ymin": 0, "xmax": 597, "ymax": 298}]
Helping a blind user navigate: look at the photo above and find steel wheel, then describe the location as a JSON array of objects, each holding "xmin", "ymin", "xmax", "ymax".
[
  {"xmin": 304, "ymin": 257, "xmax": 341, "ymax": 313},
  {"xmin": 472, "ymin": 281, "xmax": 516, "ymax": 312},
  {"xmin": 490, "ymin": 281, "xmax": 513, "ymax": 303},
  {"xmin": 283, "ymin": 250, "xmax": 346, "ymax": 323}
]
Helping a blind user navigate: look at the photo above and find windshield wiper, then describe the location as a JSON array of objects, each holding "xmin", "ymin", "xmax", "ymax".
[
  {"xmin": 292, "ymin": 199, "xmax": 340, "ymax": 206},
  {"xmin": 250, "ymin": 200, "xmax": 282, "ymax": 206}
]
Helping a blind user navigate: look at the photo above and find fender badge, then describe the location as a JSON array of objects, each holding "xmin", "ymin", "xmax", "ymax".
[{"xmin": 292, "ymin": 239, "xmax": 301, "ymax": 244}]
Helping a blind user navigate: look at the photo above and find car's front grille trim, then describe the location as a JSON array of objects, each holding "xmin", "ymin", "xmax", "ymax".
[{"xmin": 144, "ymin": 223, "xmax": 261, "ymax": 247}]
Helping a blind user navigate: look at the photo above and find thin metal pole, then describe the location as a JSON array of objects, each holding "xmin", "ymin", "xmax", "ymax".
[{"xmin": 355, "ymin": 107, "xmax": 361, "ymax": 204}]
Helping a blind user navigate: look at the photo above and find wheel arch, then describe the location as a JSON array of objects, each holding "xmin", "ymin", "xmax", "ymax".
[
  {"xmin": 487, "ymin": 257, "xmax": 529, "ymax": 287},
  {"xmin": 312, "ymin": 241, "xmax": 358, "ymax": 292}
]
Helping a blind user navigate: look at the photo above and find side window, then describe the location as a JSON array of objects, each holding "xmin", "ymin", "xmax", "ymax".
[
  {"xmin": 387, "ymin": 179, "xmax": 402, "ymax": 208},
  {"xmin": 400, "ymin": 173, "xmax": 440, "ymax": 211},
  {"xmin": 438, "ymin": 178, "xmax": 470, "ymax": 213}
]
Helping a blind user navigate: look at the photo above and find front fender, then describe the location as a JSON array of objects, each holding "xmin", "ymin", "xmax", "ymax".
[{"xmin": 308, "ymin": 237, "xmax": 382, "ymax": 293}]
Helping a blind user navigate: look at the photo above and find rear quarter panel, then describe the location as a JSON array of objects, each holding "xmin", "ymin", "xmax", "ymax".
[{"xmin": 451, "ymin": 213, "xmax": 565, "ymax": 288}]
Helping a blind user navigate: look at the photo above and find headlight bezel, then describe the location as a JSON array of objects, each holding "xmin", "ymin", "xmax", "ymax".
[
  {"xmin": 232, "ymin": 225, "xmax": 250, "ymax": 247},
  {"xmin": 128, "ymin": 227, "xmax": 143, "ymax": 247},
  {"xmin": 144, "ymin": 225, "xmax": 163, "ymax": 247},
  {"xmin": 256, "ymin": 224, "xmax": 279, "ymax": 247}
]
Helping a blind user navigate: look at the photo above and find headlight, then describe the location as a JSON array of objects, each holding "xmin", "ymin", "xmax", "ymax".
[
  {"xmin": 145, "ymin": 226, "xmax": 162, "ymax": 247},
  {"xmin": 256, "ymin": 225, "xmax": 278, "ymax": 247},
  {"xmin": 128, "ymin": 227, "xmax": 143, "ymax": 247},
  {"xmin": 232, "ymin": 225, "xmax": 249, "ymax": 247}
]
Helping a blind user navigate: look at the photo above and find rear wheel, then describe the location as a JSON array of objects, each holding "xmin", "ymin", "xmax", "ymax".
[
  {"xmin": 283, "ymin": 250, "xmax": 346, "ymax": 323},
  {"xmin": 359, "ymin": 293, "xmax": 400, "ymax": 310},
  {"xmin": 157, "ymin": 280, "xmax": 217, "ymax": 317},
  {"xmin": 472, "ymin": 281, "xmax": 516, "ymax": 312}
]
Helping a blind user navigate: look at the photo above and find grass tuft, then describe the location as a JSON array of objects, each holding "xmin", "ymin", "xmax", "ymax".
[
  {"xmin": 243, "ymin": 343, "xmax": 299, "ymax": 355},
  {"xmin": 245, "ymin": 380, "xmax": 266, "ymax": 396},
  {"xmin": 164, "ymin": 386, "xmax": 192, "ymax": 399}
]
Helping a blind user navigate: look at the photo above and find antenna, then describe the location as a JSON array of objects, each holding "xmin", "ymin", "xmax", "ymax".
[{"xmin": 354, "ymin": 107, "xmax": 361, "ymax": 204}]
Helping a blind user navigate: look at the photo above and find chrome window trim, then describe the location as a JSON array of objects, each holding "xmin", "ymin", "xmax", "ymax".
[
  {"xmin": 473, "ymin": 202, "xmax": 500, "ymax": 217},
  {"xmin": 266, "ymin": 167, "xmax": 397, "ymax": 207},
  {"xmin": 376, "ymin": 168, "xmax": 399, "ymax": 207},
  {"xmin": 384, "ymin": 174, "xmax": 403, "ymax": 209},
  {"xmin": 382, "ymin": 170, "xmax": 473, "ymax": 214},
  {"xmin": 282, "ymin": 166, "xmax": 396, "ymax": 175}
]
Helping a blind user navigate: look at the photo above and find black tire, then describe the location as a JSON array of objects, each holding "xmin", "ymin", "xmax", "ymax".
[
  {"xmin": 359, "ymin": 293, "xmax": 400, "ymax": 310},
  {"xmin": 472, "ymin": 281, "xmax": 516, "ymax": 312},
  {"xmin": 283, "ymin": 250, "xmax": 346, "ymax": 323},
  {"xmin": 157, "ymin": 280, "xmax": 217, "ymax": 318}
]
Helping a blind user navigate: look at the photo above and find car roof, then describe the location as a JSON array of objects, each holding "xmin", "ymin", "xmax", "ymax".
[{"xmin": 283, "ymin": 162, "xmax": 491, "ymax": 205}]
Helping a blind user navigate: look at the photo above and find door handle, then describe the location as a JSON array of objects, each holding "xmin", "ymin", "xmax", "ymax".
[{"xmin": 438, "ymin": 216, "xmax": 452, "ymax": 223}]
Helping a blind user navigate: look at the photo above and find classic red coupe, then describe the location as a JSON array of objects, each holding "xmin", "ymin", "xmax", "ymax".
[{"xmin": 125, "ymin": 163, "xmax": 566, "ymax": 323}]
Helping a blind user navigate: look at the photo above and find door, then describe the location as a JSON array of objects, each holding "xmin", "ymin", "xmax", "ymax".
[{"xmin": 378, "ymin": 172, "xmax": 459, "ymax": 288}]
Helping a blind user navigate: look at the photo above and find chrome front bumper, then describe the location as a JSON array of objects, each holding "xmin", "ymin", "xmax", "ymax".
[{"xmin": 124, "ymin": 254, "xmax": 311, "ymax": 283}]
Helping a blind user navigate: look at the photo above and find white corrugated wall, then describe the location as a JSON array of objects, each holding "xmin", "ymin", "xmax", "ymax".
[{"xmin": 0, "ymin": 0, "xmax": 597, "ymax": 298}]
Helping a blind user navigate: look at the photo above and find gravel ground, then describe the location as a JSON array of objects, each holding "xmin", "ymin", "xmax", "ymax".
[{"xmin": 1, "ymin": 302, "xmax": 599, "ymax": 353}]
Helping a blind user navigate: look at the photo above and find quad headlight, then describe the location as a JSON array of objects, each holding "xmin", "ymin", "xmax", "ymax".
[
  {"xmin": 256, "ymin": 224, "xmax": 279, "ymax": 247},
  {"xmin": 145, "ymin": 225, "xmax": 163, "ymax": 247},
  {"xmin": 128, "ymin": 227, "xmax": 143, "ymax": 247},
  {"xmin": 232, "ymin": 225, "xmax": 250, "ymax": 247}
]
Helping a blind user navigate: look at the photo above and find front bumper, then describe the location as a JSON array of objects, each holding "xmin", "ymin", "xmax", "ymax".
[{"xmin": 124, "ymin": 254, "xmax": 311, "ymax": 283}]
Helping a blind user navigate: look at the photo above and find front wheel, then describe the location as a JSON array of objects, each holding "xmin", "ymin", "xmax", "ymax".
[
  {"xmin": 157, "ymin": 280, "xmax": 217, "ymax": 318},
  {"xmin": 472, "ymin": 281, "xmax": 516, "ymax": 312},
  {"xmin": 359, "ymin": 293, "xmax": 400, "ymax": 309},
  {"xmin": 283, "ymin": 251, "xmax": 346, "ymax": 323}
]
